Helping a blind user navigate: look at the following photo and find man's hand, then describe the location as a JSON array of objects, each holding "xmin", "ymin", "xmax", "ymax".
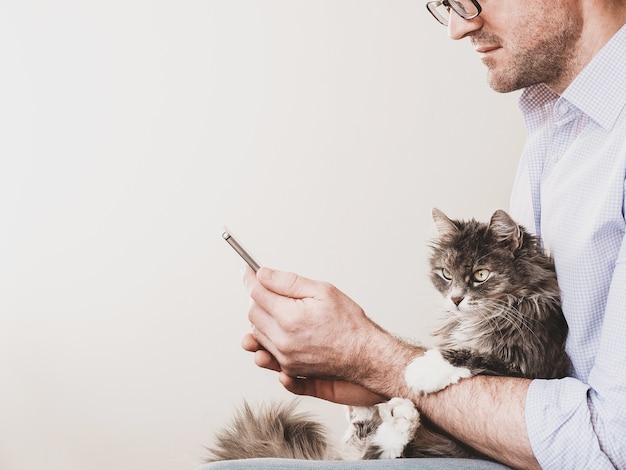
[
  {"xmin": 242, "ymin": 266, "xmax": 418, "ymax": 401},
  {"xmin": 243, "ymin": 266, "xmax": 379, "ymax": 381},
  {"xmin": 241, "ymin": 331, "xmax": 385, "ymax": 406}
]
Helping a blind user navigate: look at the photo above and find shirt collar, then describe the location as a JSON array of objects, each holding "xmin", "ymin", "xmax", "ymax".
[{"xmin": 520, "ymin": 23, "xmax": 626, "ymax": 131}]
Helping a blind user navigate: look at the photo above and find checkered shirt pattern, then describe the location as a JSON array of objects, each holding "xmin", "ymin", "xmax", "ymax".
[{"xmin": 509, "ymin": 24, "xmax": 626, "ymax": 469}]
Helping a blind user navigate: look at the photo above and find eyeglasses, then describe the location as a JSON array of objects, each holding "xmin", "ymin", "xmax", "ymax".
[{"xmin": 426, "ymin": 0, "xmax": 482, "ymax": 26}]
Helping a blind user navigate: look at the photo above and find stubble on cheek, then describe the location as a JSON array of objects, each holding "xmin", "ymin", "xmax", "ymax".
[{"xmin": 477, "ymin": 14, "xmax": 583, "ymax": 93}]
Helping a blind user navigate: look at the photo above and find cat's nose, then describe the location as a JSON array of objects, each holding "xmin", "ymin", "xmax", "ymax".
[{"xmin": 451, "ymin": 296, "xmax": 464, "ymax": 306}]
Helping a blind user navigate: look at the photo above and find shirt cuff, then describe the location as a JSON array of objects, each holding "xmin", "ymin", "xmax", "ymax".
[{"xmin": 525, "ymin": 378, "xmax": 614, "ymax": 469}]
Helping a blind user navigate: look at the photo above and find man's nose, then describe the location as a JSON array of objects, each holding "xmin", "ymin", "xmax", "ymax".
[{"xmin": 448, "ymin": 10, "xmax": 483, "ymax": 40}]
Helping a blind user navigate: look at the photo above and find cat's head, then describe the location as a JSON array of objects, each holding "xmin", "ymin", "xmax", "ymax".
[{"xmin": 428, "ymin": 208, "xmax": 535, "ymax": 315}]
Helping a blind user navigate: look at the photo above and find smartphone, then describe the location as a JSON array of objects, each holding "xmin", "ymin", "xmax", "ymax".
[{"xmin": 221, "ymin": 227, "xmax": 261, "ymax": 272}]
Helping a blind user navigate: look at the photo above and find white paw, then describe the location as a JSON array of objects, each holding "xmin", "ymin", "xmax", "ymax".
[
  {"xmin": 371, "ymin": 398, "xmax": 420, "ymax": 459},
  {"xmin": 377, "ymin": 397, "xmax": 420, "ymax": 432},
  {"xmin": 405, "ymin": 349, "xmax": 472, "ymax": 395}
]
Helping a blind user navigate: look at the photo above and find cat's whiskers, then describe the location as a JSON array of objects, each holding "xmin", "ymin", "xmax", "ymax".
[
  {"xmin": 479, "ymin": 297, "xmax": 542, "ymax": 345},
  {"xmin": 468, "ymin": 305, "xmax": 510, "ymax": 345},
  {"xmin": 483, "ymin": 301, "xmax": 526, "ymax": 336}
]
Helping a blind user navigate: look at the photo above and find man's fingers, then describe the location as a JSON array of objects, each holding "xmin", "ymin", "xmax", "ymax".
[
  {"xmin": 243, "ymin": 268, "xmax": 304, "ymax": 343},
  {"xmin": 243, "ymin": 267, "xmax": 294, "ymax": 324},
  {"xmin": 278, "ymin": 373, "xmax": 386, "ymax": 406},
  {"xmin": 241, "ymin": 332, "xmax": 261, "ymax": 352},
  {"xmin": 244, "ymin": 266, "xmax": 333, "ymax": 332},
  {"xmin": 254, "ymin": 349, "xmax": 281, "ymax": 372},
  {"xmin": 255, "ymin": 267, "xmax": 323, "ymax": 299}
]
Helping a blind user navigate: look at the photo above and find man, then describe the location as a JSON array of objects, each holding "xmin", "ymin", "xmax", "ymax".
[{"xmin": 237, "ymin": 0, "xmax": 626, "ymax": 468}]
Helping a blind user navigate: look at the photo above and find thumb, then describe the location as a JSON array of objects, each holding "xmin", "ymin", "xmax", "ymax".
[{"xmin": 256, "ymin": 267, "xmax": 320, "ymax": 299}]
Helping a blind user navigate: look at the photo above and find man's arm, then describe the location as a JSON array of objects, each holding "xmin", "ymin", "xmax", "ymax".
[
  {"xmin": 416, "ymin": 375, "xmax": 539, "ymax": 469},
  {"xmin": 243, "ymin": 267, "xmax": 541, "ymax": 469}
]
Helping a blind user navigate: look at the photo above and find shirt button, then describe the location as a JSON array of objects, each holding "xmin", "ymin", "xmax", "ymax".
[{"xmin": 557, "ymin": 102, "xmax": 569, "ymax": 117}]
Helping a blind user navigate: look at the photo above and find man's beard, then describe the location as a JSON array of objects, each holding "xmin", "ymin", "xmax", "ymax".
[{"xmin": 474, "ymin": 17, "xmax": 583, "ymax": 93}]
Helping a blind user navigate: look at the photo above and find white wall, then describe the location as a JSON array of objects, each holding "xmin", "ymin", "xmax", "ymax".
[{"xmin": 0, "ymin": 2, "xmax": 524, "ymax": 470}]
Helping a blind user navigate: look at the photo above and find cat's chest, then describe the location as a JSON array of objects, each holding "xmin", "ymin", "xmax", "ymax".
[
  {"xmin": 452, "ymin": 328, "xmax": 489, "ymax": 351},
  {"xmin": 437, "ymin": 318, "xmax": 494, "ymax": 353}
]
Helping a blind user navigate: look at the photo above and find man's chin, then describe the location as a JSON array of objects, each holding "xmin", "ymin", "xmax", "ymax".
[{"xmin": 485, "ymin": 68, "xmax": 522, "ymax": 94}]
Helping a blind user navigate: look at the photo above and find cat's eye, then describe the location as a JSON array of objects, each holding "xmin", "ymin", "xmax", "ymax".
[
  {"xmin": 472, "ymin": 269, "xmax": 491, "ymax": 283},
  {"xmin": 441, "ymin": 268, "xmax": 452, "ymax": 280}
]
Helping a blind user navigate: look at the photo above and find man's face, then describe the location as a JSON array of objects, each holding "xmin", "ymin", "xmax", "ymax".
[{"xmin": 449, "ymin": 0, "xmax": 584, "ymax": 93}]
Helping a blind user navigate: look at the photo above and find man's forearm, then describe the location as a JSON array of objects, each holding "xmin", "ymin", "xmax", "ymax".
[
  {"xmin": 358, "ymin": 335, "xmax": 540, "ymax": 469},
  {"xmin": 416, "ymin": 375, "xmax": 540, "ymax": 470}
]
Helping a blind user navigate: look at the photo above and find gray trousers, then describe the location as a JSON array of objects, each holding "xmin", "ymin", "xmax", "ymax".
[{"xmin": 198, "ymin": 458, "xmax": 511, "ymax": 469}]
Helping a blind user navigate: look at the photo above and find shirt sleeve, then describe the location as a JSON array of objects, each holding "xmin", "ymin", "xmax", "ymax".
[{"xmin": 525, "ymin": 237, "xmax": 626, "ymax": 469}]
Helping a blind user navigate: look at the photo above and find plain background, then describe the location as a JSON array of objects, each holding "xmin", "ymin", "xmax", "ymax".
[{"xmin": 0, "ymin": 1, "xmax": 524, "ymax": 469}]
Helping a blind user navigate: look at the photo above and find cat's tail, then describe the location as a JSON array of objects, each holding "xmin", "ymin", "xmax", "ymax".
[{"xmin": 205, "ymin": 400, "xmax": 334, "ymax": 462}]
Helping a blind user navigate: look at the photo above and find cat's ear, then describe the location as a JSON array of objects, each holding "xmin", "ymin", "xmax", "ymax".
[
  {"xmin": 432, "ymin": 208, "xmax": 458, "ymax": 237},
  {"xmin": 489, "ymin": 210, "xmax": 523, "ymax": 250}
]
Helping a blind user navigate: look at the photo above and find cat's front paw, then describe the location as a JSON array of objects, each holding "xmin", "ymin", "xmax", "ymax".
[
  {"xmin": 377, "ymin": 397, "xmax": 420, "ymax": 434},
  {"xmin": 405, "ymin": 349, "xmax": 472, "ymax": 395},
  {"xmin": 370, "ymin": 397, "xmax": 420, "ymax": 459}
]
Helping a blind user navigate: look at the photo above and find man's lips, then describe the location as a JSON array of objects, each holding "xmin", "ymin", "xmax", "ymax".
[{"xmin": 474, "ymin": 45, "xmax": 502, "ymax": 58}]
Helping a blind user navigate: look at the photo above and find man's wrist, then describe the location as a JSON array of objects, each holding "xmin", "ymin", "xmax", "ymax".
[{"xmin": 356, "ymin": 326, "xmax": 426, "ymax": 398}]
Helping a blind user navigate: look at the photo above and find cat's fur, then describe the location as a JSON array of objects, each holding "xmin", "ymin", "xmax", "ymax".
[{"xmin": 206, "ymin": 209, "xmax": 570, "ymax": 462}]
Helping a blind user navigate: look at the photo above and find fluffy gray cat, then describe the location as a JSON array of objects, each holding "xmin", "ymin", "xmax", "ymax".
[{"xmin": 206, "ymin": 209, "xmax": 570, "ymax": 462}]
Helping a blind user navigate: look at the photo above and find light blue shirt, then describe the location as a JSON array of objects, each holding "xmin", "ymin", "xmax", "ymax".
[{"xmin": 509, "ymin": 25, "xmax": 626, "ymax": 469}]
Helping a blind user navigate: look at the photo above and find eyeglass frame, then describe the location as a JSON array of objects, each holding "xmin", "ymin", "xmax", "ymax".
[{"xmin": 426, "ymin": 0, "xmax": 482, "ymax": 26}]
